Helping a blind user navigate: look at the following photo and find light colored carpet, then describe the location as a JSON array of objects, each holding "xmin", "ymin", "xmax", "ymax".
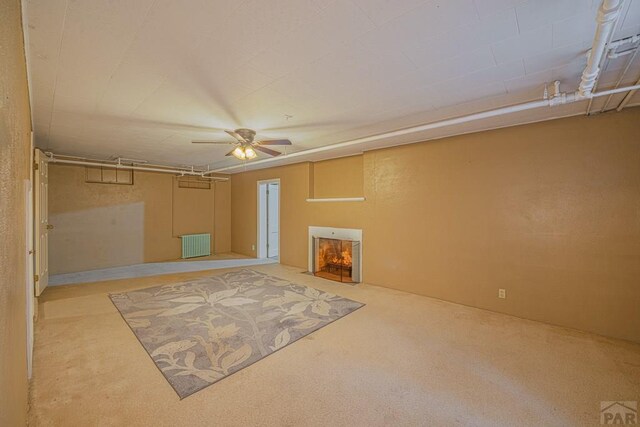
[
  {"xmin": 109, "ymin": 269, "xmax": 363, "ymax": 398},
  {"xmin": 30, "ymin": 264, "xmax": 640, "ymax": 426}
]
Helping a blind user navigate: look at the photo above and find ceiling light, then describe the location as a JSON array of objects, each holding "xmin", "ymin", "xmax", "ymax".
[
  {"xmin": 244, "ymin": 147, "xmax": 257, "ymax": 159},
  {"xmin": 232, "ymin": 146, "xmax": 246, "ymax": 160}
]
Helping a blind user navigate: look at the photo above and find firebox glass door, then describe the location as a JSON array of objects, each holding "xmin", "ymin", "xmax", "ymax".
[{"xmin": 315, "ymin": 238, "xmax": 354, "ymax": 283}]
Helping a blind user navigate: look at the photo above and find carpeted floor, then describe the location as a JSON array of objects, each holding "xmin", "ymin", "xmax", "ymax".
[
  {"xmin": 30, "ymin": 264, "xmax": 640, "ymax": 426},
  {"xmin": 110, "ymin": 269, "xmax": 363, "ymax": 398}
]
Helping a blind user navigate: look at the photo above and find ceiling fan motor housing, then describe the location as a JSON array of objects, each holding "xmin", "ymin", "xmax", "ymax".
[{"xmin": 235, "ymin": 128, "xmax": 256, "ymax": 143}]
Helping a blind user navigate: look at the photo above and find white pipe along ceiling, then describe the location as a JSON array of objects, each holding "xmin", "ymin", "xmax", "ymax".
[
  {"xmin": 617, "ymin": 76, "xmax": 640, "ymax": 110},
  {"xmin": 47, "ymin": 154, "xmax": 228, "ymax": 180},
  {"xmin": 209, "ymin": 0, "xmax": 635, "ymax": 174},
  {"xmin": 597, "ymin": 35, "xmax": 639, "ymax": 112},
  {"xmin": 585, "ymin": 0, "xmax": 627, "ymax": 115},
  {"xmin": 579, "ymin": 0, "xmax": 623, "ymax": 96}
]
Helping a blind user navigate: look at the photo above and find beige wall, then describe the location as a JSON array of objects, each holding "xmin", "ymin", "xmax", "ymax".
[
  {"xmin": 49, "ymin": 165, "xmax": 231, "ymax": 274},
  {"xmin": 0, "ymin": 0, "xmax": 31, "ymax": 425},
  {"xmin": 232, "ymin": 109, "xmax": 640, "ymax": 343},
  {"xmin": 214, "ymin": 179, "xmax": 232, "ymax": 254},
  {"xmin": 312, "ymin": 155, "xmax": 364, "ymax": 198}
]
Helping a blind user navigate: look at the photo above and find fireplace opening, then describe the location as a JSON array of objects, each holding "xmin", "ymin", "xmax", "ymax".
[{"xmin": 313, "ymin": 237, "xmax": 360, "ymax": 283}]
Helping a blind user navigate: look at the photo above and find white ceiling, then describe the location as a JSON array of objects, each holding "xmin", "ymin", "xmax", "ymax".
[{"xmin": 26, "ymin": 0, "xmax": 640, "ymax": 172}]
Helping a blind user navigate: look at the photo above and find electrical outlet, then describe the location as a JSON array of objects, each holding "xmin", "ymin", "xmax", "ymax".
[
  {"xmin": 498, "ymin": 289, "xmax": 506, "ymax": 299},
  {"xmin": 252, "ymin": 244, "xmax": 255, "ymax": 251}
]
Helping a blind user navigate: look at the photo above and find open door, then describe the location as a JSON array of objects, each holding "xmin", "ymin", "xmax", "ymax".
[
  {"xmin": 34, "ymin": 149, "xmax": 49, "ymax": 295},
  {"xmin": 257, "ymin": 179, "xmax": 280, "ymax": 259},
  {"xmin": 266, "ymin": 182, "xmax": 279, "ymax": 258}
]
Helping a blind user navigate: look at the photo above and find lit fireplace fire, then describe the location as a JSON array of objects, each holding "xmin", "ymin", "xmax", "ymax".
[
  {"xmin": 315, "ymin": 238, "xmax": 354, "ymax": 283},
  {"xmin": 331, "ymin": 250, "xmax": 352, "ymax": 267}
]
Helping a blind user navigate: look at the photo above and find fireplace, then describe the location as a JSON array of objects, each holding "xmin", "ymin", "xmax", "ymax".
[
  {"xmin": 313, "ymin": 237, "xmax": 360, "ymax": 283},
  {"xmin": 309, "ymin": 226, "xmax": 362, "ymax": 284}
]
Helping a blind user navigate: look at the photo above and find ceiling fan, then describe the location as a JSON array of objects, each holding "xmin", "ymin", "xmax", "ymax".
[{"xmin": 192, "ymin": 128, "xmax": 292, "ymax": 160}]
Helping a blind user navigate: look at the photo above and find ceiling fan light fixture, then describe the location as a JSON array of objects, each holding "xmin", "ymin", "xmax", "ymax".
[
  {"xmin": 192, "ymin": 128, "xmax": 290, "ymax": 160},
  {"xmin": 232, "ymin": 146, "xmax": 246, "ymax": 160},
  {"xmin": 244, "ymin": 146, "xmax": 257, "ymax": 159}
]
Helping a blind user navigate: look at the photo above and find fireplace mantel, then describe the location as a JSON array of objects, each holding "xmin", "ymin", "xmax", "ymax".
[{"xmin": 308, "ymin": 226, "xmax": 363, "ymax": 282}]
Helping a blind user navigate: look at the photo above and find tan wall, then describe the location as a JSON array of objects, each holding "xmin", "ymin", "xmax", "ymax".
[
  {"xmin": 214, "ymin": 179, "xmax": 232, "ymax": 254},
  {"xmin": 49, "ymin": 165, "xmax": 231, "ymax": 274},
  {"xmin": 312, "ymin": 155, "xmax": 364, "ymax": 198},
  {"xmin": 231, "ymin": 109, "xmax": 640, "ymax": 343},
  {"xmin": 0, "ymin": 0, "xmax": 31, "ymax": 425}
]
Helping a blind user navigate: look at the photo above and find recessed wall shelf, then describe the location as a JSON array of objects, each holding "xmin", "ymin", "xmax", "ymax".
[{"xmin": 305, "ymin": 197, "xmax": 365, "ymax": 203}]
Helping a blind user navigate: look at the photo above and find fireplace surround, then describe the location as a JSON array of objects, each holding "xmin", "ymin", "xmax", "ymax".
[{"xmin": 308, "ymin": 226, "xmax": 362, "ymax": 284}]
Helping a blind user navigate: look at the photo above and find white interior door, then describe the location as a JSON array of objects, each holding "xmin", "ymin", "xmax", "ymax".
[
  {"xmin": 267, "ymin": 183, "xmax": 279, "ymax": 258},
  {"xmin": 34, "ymin": 149, "xmax": 49, "ymax": 295}
]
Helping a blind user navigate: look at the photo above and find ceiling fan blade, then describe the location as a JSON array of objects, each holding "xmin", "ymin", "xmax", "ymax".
[
  {"xmin": 258, "ymin": 139, "xmax": 292, "ymax": 146},
  {"xmin": 254, "ymin": 145, "xmax": 282, "ymax": 157},
  {"xmin": 192, "ymin": 140, "xmax": 232, "ymax": 144},
  {"xmin": 225, "ymin": 130, "xmax": 246, "ymax": 142}
]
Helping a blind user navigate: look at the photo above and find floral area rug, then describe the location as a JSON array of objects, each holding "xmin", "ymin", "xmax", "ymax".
[{"xmin": 109, "ymin": 269, "xmax": 364, "ymax": 398}]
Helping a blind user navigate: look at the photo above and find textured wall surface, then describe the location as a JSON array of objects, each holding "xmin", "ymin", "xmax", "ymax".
[
  {"xmin": 0, "ymin": 0, "xmax": 31, "ymax": 425},
  {"xmin": 48, "ymin": 165, "xmax": 231, "ymax": 274},
  {"xmin": 214, "ymin": 179, "xmax": 232, "ymax": 254},
  {"xmin": 232, "ymin": 109, "xmax": 640, "ymax": 342},
  {"xmin": 50, "ymin": 202, "xmax": 145, "ymax": 272},
  {"xmin": 312, "ymin": 155, "xmax": 364, "ymax": 198}
]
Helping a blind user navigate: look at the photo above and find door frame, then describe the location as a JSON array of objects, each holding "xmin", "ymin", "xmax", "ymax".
[
  {"xmin": 34, "ymin": 148, "xmax": 49, "ymax": 296},
  {"xmin": 256, "ymin": 178, "xmax": 280, "ymax": 260},
  {"xmin": 25, "ymin": 135, "xmax": 35, "ymax": 379}
]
